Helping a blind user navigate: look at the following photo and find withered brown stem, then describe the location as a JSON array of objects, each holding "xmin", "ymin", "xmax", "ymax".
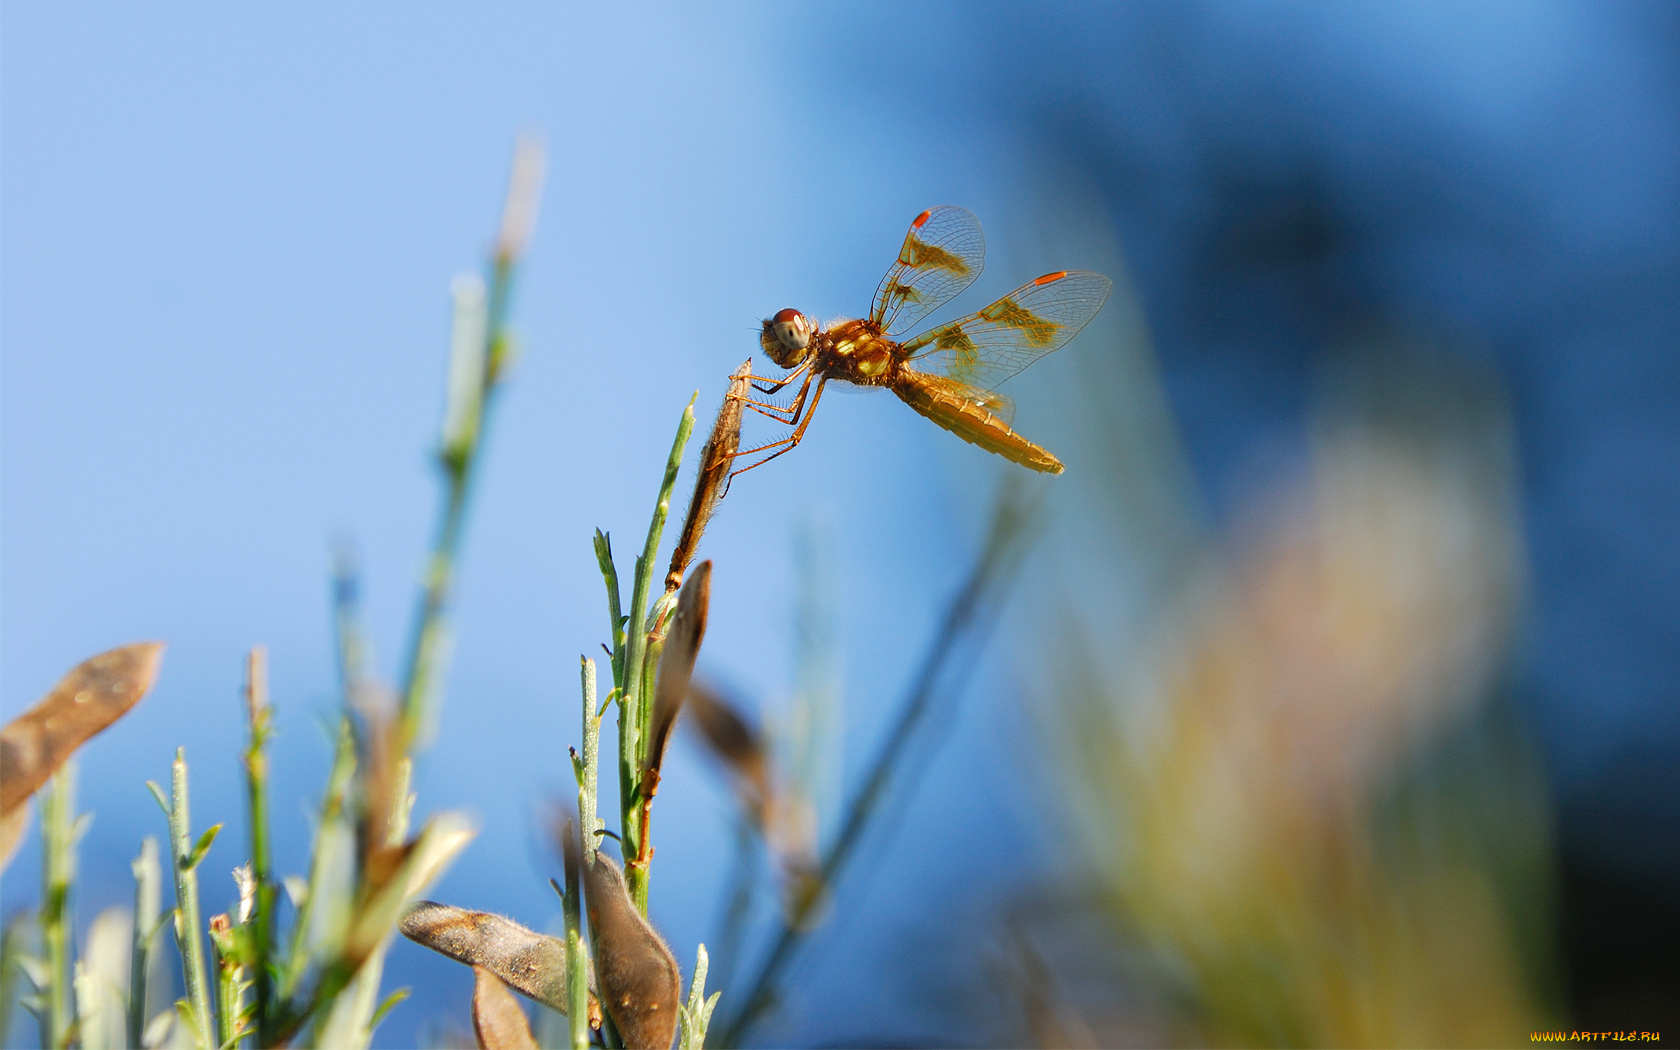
[{"xmin": 665, "ymin": 360, "xmax": 750, "ymax": 594}]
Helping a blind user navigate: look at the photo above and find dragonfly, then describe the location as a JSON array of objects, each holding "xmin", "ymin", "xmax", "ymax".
[{"xmin": 732, "ymin": 205, "xmax": 1111, "ymax": 477}]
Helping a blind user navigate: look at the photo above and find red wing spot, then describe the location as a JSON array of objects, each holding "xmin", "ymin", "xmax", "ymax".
[
  {"xmin": 912, "ymin": 209, "xmax": 932, "ymax": 228},
  {"xmin": 1033, "ymin": 271, "xmax": 1068, "ymax": 285}
]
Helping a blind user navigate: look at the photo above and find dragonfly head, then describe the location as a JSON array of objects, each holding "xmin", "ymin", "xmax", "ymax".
[{"xmin": 761, "ymin": 308, "xmax": 814, "ymax": 368}]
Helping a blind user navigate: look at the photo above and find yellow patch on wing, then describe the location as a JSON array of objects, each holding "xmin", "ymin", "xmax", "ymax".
[
  {"xmin": 978, "ymin": 296, "xmax": 1061, "ymax": 347},
  {"xmin": 898, "ymin": 235, "xmax": 971, "ymax": 275}
]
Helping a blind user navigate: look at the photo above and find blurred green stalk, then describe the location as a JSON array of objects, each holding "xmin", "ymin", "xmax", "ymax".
[
  {"xmin": 128, "ymin": 837, "xmax": 162, "ymax": 1048},
  {"xmin": 279, "ymin": 718, "xmax": 355, "ymax": 1005},
  {"xmin": 243, "ymin": 647, "xmax": 277, "ymax": 1044},
  {"xmin": 39, "ymin": 763, "xmax": 78, "ymax": 1049},
  {"xmin": 1, "ymin": 913, "xmax": 30, "ymax": 1050},
  {"xmin": 398, "ymin": 254, "xmax": 517, "ymax": 754},
  {"xmin": 317, "ymin": 758, "xmax": 411, "ymax": 1050},
  {"xmin": 719, "ymin": 482, "xmax": 1037, "ymax": 1043}
]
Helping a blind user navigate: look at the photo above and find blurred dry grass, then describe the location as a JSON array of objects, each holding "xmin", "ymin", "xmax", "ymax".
[{"xmin": 1042, "ymin": 343, "xmax": 1563, "ymax": 1047}]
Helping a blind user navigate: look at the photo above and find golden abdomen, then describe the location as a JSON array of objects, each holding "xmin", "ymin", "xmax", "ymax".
[{"xmin": 892, "ymin": 371, "xmax": 1064, "ymax": 474}]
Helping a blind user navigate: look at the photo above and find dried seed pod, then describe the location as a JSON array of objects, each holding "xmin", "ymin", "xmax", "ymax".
[
  {"xmin": 0, "ymin": 803, "xmax": 28, "ymax": 873},
  {"xmin": 400, "ymin": 901, "xmax": 584, "ymax": 1015},
  {"xmin": 667, "ymin": 360, "xmax": 750, "ymax": 593},
  {"xmin": 348, "ymin": 681, "xmax": 408, "ymax": 867},
  {"xmin": 685, "ymin": 680, "xmax": 771, "ymax": 824},
  {"xmin": 583, "ymin": 852, "xmax": 680, "ymax": 1050},
  {"xmin": 644, "ymin": 562, "xmax": 712, "ymax": 792},
  {"xmin": 1, "ymin": 643, "xmax": 164, "ymax": 815},
  {"xmin": 472, "ymin": 965, "xmax": 539, "ymax": 1050}
]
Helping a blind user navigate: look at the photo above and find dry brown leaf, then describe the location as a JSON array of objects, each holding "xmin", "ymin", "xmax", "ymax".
[
  {"xmin": 686, "ymin": 680, "xmax": 770, "ymax": 823},
  {"xmin": 666, "ymin": 360, "xmax": 749, "ymax": 592},
  {"xmin": 644, "ymin": 562, "xmax": 712, "ymax": 791},
  {"xmin": 350, "ymin": 683, "xmax": 406, "ymax": 868},
  {"xmin": 0, "ymin": 801, "xmax": 29, "ymax": 873},
  {"xmin": 401, "ymin": 901, "xmax": 582, "ymax": 1015},
  {"xmin": 346, "ymin": 813, "xmax": 474, "ymax": 966},
  {"xmin": 471, "ymin": 965, "xmax": 539, "ymax": 1050},
  {"xmin": 584, "ymin": 852, "xmax": 680, "ymax": 1050},
  {"xmin": 1, "ymin": 643, "xmax": 164, "ymax": 815}
]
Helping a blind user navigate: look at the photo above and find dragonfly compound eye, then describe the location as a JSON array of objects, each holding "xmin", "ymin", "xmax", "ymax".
[{"xmin": 762, "ymin": 308, "xmax": 813, "ymax": 367}]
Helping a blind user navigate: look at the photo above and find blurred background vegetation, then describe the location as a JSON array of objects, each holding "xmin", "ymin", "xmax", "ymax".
[{"xmin": 3, "ymin": 3, "xmax": 1675, "ymax": 1046}]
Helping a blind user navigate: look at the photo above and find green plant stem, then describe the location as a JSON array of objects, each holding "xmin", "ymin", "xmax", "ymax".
[
  {"xmin": 561, "ymin": 830, "xmax": 589, "ymax": 1050},
  {"xmin": 129, "ymin": 837, "xmax": 162, "ymax": 1048},
  {"xmin": 576, "ymin": 657, "xmax": 624, "ymax": 1050},
  {"xmin": 630, "ymin": 628, "xmax": 665, "ymax": 902},
  {"xmin": 243, "ymin": 649, "xmax": 277, "ymax": 1045},
  {"xmin": 397, "ymin": 257, "xmax": 517, "ymax": 754},
  {"xmin": 332, "ymin": 546, "xmax": 370, "ymax": 697},
  {"xmin": 211, "ymin": 930, "xmax": 244, "ymax": 1049},
  {"xmin": 283, "ymin": 549, "xmax": 365, "ymax": 1027},
  {"xmin": 280, "ymin": 718, "xmax": 355, "ymax": 1004},
  {"xmin": 1, "ymin": 913, "xmax": 31, "ymax": 1050},
  {"xmin": 718, "ymin": 483, "xmax": 1037, "ymax": 1043},
  {"xmin": 306, "ymin": 752, "xmax": 412, "ymax": 1050},
  {"xmin": 618, "ymin": 398, "xmax": 695, "ymax": 912},
  {"xmin": 593, "ymin": 531, "xmax": 626, "ymax": 689},
  {"xmin": 39, "ymin": 763, "xmax": 77, "ymax": 1050},
  {"xmin": 164, "ymin": 750, "xmax": 216, "ymax": 1049},
  {"xmin": 578, "ymin": 658, "xmax": 602, "ymax": 849},
  {"xmin": 398, "ymin": 472, "xmax": 470, "ymax": 753}
]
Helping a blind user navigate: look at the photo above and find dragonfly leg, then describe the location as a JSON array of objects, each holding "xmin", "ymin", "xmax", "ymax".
[
  {"xmin": 737, "ymin": 368, "xmax": 815, "ymax": 426},
  {"xmin": 728, "ymin": 377, "xmax": 829, "ymax": 480},
  {"xmin": 742, "ymin": 359, "xmax": 811, "ymax": 396}
]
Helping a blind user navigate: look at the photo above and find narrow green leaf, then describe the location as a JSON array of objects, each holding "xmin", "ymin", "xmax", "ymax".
[
  {"xmin": 281, "ymin": 874, "xmax": 307, "ymax": 909},
  {"xmin": 369, "ymin": 987, "xmax": 410, "ymax": 1029},
  {"xmin": 593, "ymin": 530, "xmax": 624, "ymax": 687},
  {"xmin": 146, "ymin": 782, "xmax": 169, "ymax": 819},
  {"xmin": 679, "ymin": 942, "xmax": 714, "ymax": 1050},
  {"xmin": 184, "ymin": 824, "xmax": 222, "ymax": 871},
  {"xmin": 141, "ymin": 1008, "xmax": 176, "ymax": 1048},
  {"xmin": 17, "ymin": 954, "xmax": 49, "ymax": 991}
]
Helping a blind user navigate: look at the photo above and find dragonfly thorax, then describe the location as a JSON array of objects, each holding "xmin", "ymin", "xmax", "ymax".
[{"xmin": 819, "ymin": 318, "xmax": 897, "ymax": 383}]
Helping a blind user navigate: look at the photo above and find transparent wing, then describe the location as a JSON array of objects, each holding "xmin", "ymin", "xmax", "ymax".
[
  {"xmin": 901, "ymin": 270, "xmax": 1112, "ymax": 391},
  {"xmin": 869, "ymin": 206, "xmax": 986, "ymax": 335}
]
